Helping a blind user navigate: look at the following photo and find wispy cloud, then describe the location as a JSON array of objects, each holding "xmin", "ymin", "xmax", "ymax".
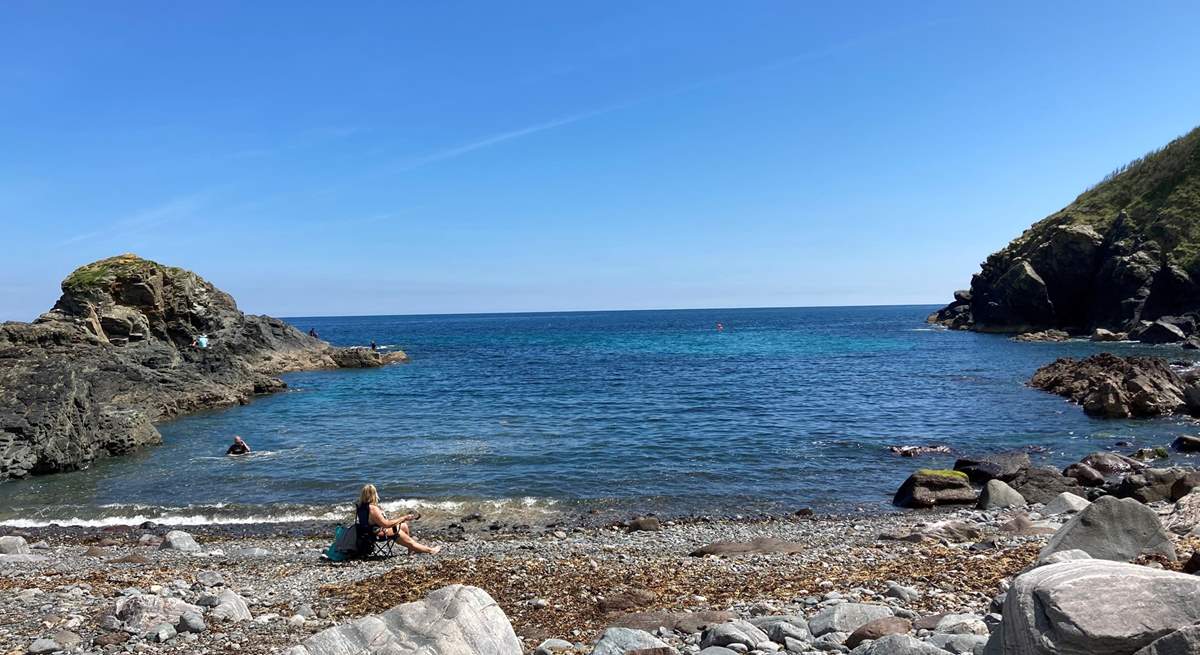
[{"xmin": 58, "ymin": 192, "xmax": 211, "ymax": 246}]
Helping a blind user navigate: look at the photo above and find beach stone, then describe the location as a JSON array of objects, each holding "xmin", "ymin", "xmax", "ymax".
[
  {"xmin": 196, "ymin": 570, "xmax": 224, "ymax": 587},
  {"xmin": 1010, "ymin": 466, "xmax": 1080, "ymax": 504},
  {"xmin": 289, "ymin": 614, "xmax": 306, "ymax": 628},
  {"xmin": 954, "ymin": 452, "xmax": 1030, "ymax": 483},
  {"xmin": 115, "ymin": 594, "xmax": 202, "ymax": 634},
  {"xmin": 764, "ymin": 619, "xmax": 811, "ymax": 644},
  {"xmin": 94, "ymin": 632, "xmax": 130, "ymax": 646},
  {"xmin": 1042, "ymin": 492, "xmax": 1090, "ymax": 516},
  {"xmin": 809, "ymin": 604, "xmax": 894, "ymax": 637},
  {"xmin": 611, "ymin": 610, "xmax": 734, "ymax": 633},
  {"xmin": 28, "ymin": 638, "xmax": 58, "ymax": 654},
  {"xmin": 0, "ymin": 535, "xmax": 30, "ymax": 555},
  {"xmin": 51, "ymin": 630, "xmax": 81, "ymax": 650},
  {"xmin": 1080, "ymin": 452, "xmax": 1146, "ymax": 474},
  {"xmin": 893, "ymin": 469, "xmax": 976, "ymax": 508},
  {"xmin": 152, "ymin": 622, "xmax": 177, "ymax": 642},
  {"xmin": 177, "ymin": 611, "xmax": 206, "ymax": 633},
  {"xmin": 928, "ymin": 633, "xmax": 988, "ymax": 654},
  {"xmin": 848, "ymin": 634, "xmax": 947, "ymax": 654},
  {"xmin": 594, "ymin": 627, "xmax": 678, "ymax": 655},
  {"xmin": 535, "ymin": 638, "xmax": 576, "ymax": 654},
  {"xmin": 1038, "ymin": 549, "xmax": 1092, "ymax": 567},
  {"xmin": 701, "ymin": 621, "xmax": 770, "ymax": 650},
  {"xmin": 1062, "ymin": 463, "xmax": 1106, "ymax": 487},
  {"xmin": 1039, "ymin": 495, "xmax": 1176, "ymax": 562},
  {"xmin": 1118, "ymin": 468, "xmax": 1192, "ymax": 504},
  {"xmin": 210, "ymin": 589, "xmax": 253, "ymax": 623},
  {"xmin": 977, "ymin": 480, "xmax": 1025, "ymax": 509},
  {"xmin": 1170, "ymin": 472, "xmax": 1200, "ymax": 501},
  {"xmin": 160, "ymin": 530, "xmax": 201, "ymax": 553},
  {"xmin": 289, "ymin": 584, "xmax": 521, "ymax": 655},
  {"xmin": 934, "ymin": 614, "xmax": 987, "ymax": 635},
  {"xmin": 599, "ymin": 588, "xmax": 657, "ymax": 612},
  {"xmin": 987, "ymin": 560, "xmax": 1200, "ymax": 654},
  {"xmin": 231, "ymin": 546, "xmax": 272, "ymax": 557},
  {"xmin": 627, "ymin": 517, "xmax": 662, "ymax": 532},
  {"xmin": 1134, "ymin": 624, "xmax": 1200, "ymax": 655},
  {"xmin": 885, "ymin": 581, "xmax": 920, "ymax": 602},
  {"xmin": 1172, "ymin": 435, "xmax": 1200, "ymax": 452},
  {"xmin": 698, "ymin": 649, "xmax": 738, "ymax": 655},
  {"xmin": 0, "ymin": 553, "xmax": 48, "ymax": 563},
  {"xmin": 845, "ymin": 617, "xmax": 912, "ymax": 648},
  {"xmin": 690, "ymin": 537, "xmax": 806, "ymax": 557}
]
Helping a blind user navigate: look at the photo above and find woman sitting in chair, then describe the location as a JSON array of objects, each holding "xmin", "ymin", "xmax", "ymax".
[{"xmin": 356, "ymin": 484, "xmax": 441, "ymax": 555}]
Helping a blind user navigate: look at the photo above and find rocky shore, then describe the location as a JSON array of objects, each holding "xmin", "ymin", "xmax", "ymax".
[
  {"xmin": 0, "ymin": 254, "xmax": 407, "ymax": 480},
  {"xmin": 3, "ymin": 488, "xmax": 1200, "ymax": 655}
]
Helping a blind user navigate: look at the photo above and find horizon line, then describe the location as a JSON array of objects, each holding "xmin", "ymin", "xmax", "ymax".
[{"xmin": 279, "ymin": 301, "xmax": 944, "ymax": 320}]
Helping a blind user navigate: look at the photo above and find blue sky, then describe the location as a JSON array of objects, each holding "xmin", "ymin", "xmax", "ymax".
[{"xmin": 2, "ymin": 1, "xmax": 1199, "ymax": 319}]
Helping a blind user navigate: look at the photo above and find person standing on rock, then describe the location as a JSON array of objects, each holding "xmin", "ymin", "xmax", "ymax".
[
  {"xmin": 357, "ymin": 484, "xmax": 441, "ymax": 555},
  {"xmin": 225, "ymin": 435, "xmax": 251, "ymax": 456}
]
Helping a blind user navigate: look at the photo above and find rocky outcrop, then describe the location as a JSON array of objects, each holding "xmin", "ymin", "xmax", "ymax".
[
  {"xmin": 985, "ymin": 560, "xmax": 1200, "ymax": 654},
  {"xmin": 1028, "ymin": 353, "xmax": 1199, "ymax": 418},
  {"xmin": 932, "ymin": 126, "xmax": 1200, "ymax": 333},
  {"xmin": 0, "ymin": 254, "xmax": 408, "ymax": 480},
  {"xmin": 892, "ymin": 469, "xmax": 977, "ymax": 508},
  {"xmin": 286, "ymin": 585, "xmax": 521, "ymax": 655}
]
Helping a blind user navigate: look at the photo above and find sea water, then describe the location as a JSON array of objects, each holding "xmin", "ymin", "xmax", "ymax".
[{"xmin": 2, "ymin": 305, "xmax": 1197, "ymax": 527}]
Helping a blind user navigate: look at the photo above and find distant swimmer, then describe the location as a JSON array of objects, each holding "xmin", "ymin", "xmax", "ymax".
[
  {"xmin": 225, "ymin": 435, "xmax": 251, "ymax": 456},
  {"xmin": 308, "ymin": 328, "xmax": 319, "ymax": 338},
  {"xmin": 715, "ymin": 322, "xmax": 724, "ymax": 332},
  {"xmin": 370, "ymin": 340, "xmax": 378, "ymax": 351}
]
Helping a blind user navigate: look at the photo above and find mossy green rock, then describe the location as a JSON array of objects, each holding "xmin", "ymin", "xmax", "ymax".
[
  {"xmin": 893, "ymin": 468, "xmax": 978, "ymax": 508},
  {"xmin": 933, "ymin": 126, "xmax": 1200, "ymax": 332}
]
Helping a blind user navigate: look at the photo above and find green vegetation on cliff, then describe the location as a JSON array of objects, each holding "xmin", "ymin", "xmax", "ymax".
[{"xmin": 62, "ymin": 253, "xmax": 185, "ymax": 294}]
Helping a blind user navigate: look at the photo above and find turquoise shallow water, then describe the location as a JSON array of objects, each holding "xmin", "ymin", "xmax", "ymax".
[{"xmin": 2, "ymin": 305, "xmax": 1199, "ymax": 526}]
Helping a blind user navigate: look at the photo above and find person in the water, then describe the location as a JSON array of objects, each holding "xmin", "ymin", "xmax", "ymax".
[
  {"xmin": 225, "ymin": 435, "xmax": 251, "ymax": 456},
  {"xmin": 370, "ymin": 340, "xmax": 378, "ymax": 351}
]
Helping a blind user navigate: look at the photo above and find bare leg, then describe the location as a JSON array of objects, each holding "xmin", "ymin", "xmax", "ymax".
[{"xmin": 395, "ymin": 526, "xmax": 441, "ymax": 554}]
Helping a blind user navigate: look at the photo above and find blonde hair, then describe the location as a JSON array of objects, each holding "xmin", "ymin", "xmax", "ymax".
[{"xmin": 358, "ymin": 484, "xmax": 379, "ymax": 507}]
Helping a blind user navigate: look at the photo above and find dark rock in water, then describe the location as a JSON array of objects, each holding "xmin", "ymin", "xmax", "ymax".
[
  {"xmin": 0, "ymin": 254, "xmax": 409, "ymax": 480},
  {"xmin": 1091, "ymin": 328, "xmax": 1126, "ymax": 342},
  {"xmin": 1129, "ymin": 320, "xmax": 1188, "ymax": 344},
  {"xmin": 1184, "ymin": 337, "xmax": 1200, "ymax": 350},
  {"xmin": 1029, "ymin": 354, "xmax": 1198, "ymax": 418},
  {"xmin": 1062, "ymin": 463, "xmax": 1106, "ymax": 487},
  {"xmin": 1040, "ymin": 496, "xmax": 1176, "ymax": 562},
  {"xmin": 1080, "ymin": 451, "xmax": 1147, "ymax": 474},
  {"xmin": 929, "ymin": 127, "xmax": 1200, "ymax": 334},
  {"xmin": 1012, "ymin": 329, "xmax": 1071, "ymax": 342},
  {"xmin": 794, "ymin": 508, "xmax": 814, "ymax": 518},
  {"xmin": 954, "ymin": 452, "xmax": 1030, "ymax": 483},
  {"xmin": 1173, "ymin": 435, "xmax": 1200, "ymax": 452},
  {"xmin": 1116, "ymin": 468, "xmax": 1192, "ymax": 504},
  {"xmin": 892, "ymin": 469, "xmax": 977, "ymax": 508},
  {"xmin": 1010, "ymin": 467, "xmax": 1081, "ymax": 505},
  {"xmin": 1131, "ymin": 446, "xmax": 1170, "ymax": 462}
]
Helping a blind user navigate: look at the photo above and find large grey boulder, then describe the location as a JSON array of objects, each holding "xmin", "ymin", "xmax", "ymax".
[
  {"xmin": 114, "ymin": 595, "xmax": 203, "ymax": 634},
  {"xmin": 209, "ymin": 589, "xmax": 253, "ymax": 623},
  {"xmin": 161, "ymin": 530, "xmax": 201, "ymax": 553},
  {"xmin": 700, "ymin": 620, "xmax": 769, "ymax": 650},
  {"xmin": 1134, "ymin": 625, "xmax": 1200, "ymax": 655},
  {"xmin": 1041, "ymin": 492, "xmax": 1090, "ymax": 516},
  {"xmin": 593, "ymin": 627, "xmax": 678, "ymax": 655},
  {"xmin": 288, "ymin": 585, "xmax": 521, "ymax": 655},
  {"xmin": 977, "ymin": 480, "xmax": 1025, "ymax": 509},
  {"xmin": 986, "ymin": 560, "xmax": 1200, "ymax": 655},
  {"xmin": 0, "ymin": 535, "xmax": 30, "ymax": 555},
  {"xmin": 1039, "ymin": 496, "xmax": 1176, "ymax": 562},
  {"xmin": 809, "ymin": 603, "xmax": 894, "ymax": 637},
  {"xmin": 893, "ymin": 469, "xmax": 977, "ymax": 508}
]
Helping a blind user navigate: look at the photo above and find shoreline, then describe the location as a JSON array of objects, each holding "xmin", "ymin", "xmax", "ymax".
[{"xmin": 0, "ymin": 505, "xmax": 1070, "ymax": 654}]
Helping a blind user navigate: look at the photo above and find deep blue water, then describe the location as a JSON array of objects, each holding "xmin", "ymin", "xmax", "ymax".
[{"xmin": 3, "ymin": 305, "xmax": 1199, "ymax": 527}]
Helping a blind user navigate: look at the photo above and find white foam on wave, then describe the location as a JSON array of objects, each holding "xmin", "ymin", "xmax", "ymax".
[{"xmin": 0, "ymin": 496, "xmax": 561, "ymax": 528}]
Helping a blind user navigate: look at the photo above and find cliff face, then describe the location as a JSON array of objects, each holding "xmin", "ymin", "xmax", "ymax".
[
  {"xmin": 0, "ymin": 254, "xmax": 406, "ymax": 480},
  {"xmin": 932, "ymin": 126, "xmax": 1200, "ymax": 333}
]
